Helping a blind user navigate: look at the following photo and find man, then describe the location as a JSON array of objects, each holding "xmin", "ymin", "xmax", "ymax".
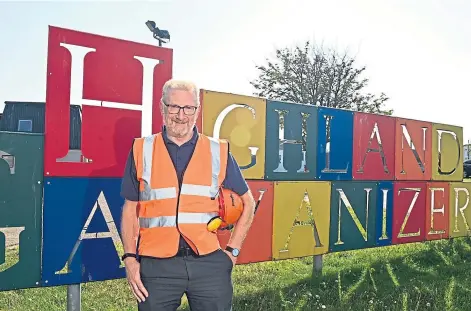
[{"xmin": 120, "ymin": 79, "xmax": 256, "ymax": 311}]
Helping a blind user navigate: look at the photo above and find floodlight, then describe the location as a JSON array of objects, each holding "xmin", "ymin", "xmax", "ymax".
[
  {"xmin": 145, "ymin": 20, "xmax": 156, "ymax": 32},
  {"xmin": 145, "ymin": 20, "xmax": 170, "ymax": 47}
]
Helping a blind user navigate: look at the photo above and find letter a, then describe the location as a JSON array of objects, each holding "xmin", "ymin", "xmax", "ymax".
[
  {"xmin": 357, "ymin": 122, "xmax": 389, "ymax": 174},
  {"xmin": 55, "ymin": 192, "xmax": 124, "ymax": 274},
  {"xmin": 279, "ymin": 190, "xmax": 322, "ymax": 254}
]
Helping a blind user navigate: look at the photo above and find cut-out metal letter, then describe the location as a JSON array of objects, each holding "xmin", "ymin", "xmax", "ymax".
[
  {"xmin": 453, "ymin": 188, "xmax": 470, "ymax": 233},
  {"xmin": 279, "ymin": 190, "xmax": 322, "ymax": 253},
  {"xmin": 273, "ymin": 109, "xmax": 309, "ymax": 173},
  {"xmin": 57, "ymin": 43, "xmax": 161, "ymax": 163},
  {"xmin": 322, "ymin": 115, "xmax": 348, "ymax": 173},
  {"xmin": 397, "ymin": 187, "xmax": 421, "ymax": 238},
  {"xmin": 379, "ymin": 189, "xmax": 389, "ymax": 240},
  {"xmin": 0, "ymin": 150, "xmax": 15, "ymax": 174},
  {"xmin": 428, "ymin": 187, "xmax": 446, "ymax": 236},
  {"xmin": 357, "ymin": 122, "xmax": 389, "ymax": 174},
  {"xmin": 0, "ymin": 227, "xmax": 25, "ymax": 273},
  {"xmin": 55, "ymin": 191, "xmax": 124, "ymax": 274},
  {"xmin": 436, "ymin": 129, "xmax": 461, "ymax": 175},
  {"xmin": 334, "ymin": 188, "xmax": 371, "ymax": 245},
  {"xmin": 400, "ymin": 124, "xmax": 427, "ymax": 174},
  {"xmin": 212, "ymin": 103, "xmax": 258, "ymax": 170}
]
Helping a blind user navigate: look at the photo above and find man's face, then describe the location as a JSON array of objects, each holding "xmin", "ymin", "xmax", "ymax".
[{"xmin": 161, "ymin": 89, "xmax": 199, "ymax": 139}]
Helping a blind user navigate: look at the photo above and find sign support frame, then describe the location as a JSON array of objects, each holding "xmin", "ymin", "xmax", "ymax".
[{"xmin": 67, "ymin": 284, "xmax": 81, "ymax": 311}]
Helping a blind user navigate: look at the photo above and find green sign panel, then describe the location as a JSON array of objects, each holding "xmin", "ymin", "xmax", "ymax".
[
  {"xmin": 329, "ymin": 181, "xmax": 378, "ymax": 252},
  {"xmin": 0, "ymin": 132, "xmax": 44, "ymax": 291}
]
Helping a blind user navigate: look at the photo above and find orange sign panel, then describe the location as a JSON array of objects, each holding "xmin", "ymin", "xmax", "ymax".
[
  {"xmin": 217, "ymin": 180, "xmax": 274, "ymax": 264},
  {"xmin": 394, "ymin": 118, "xmax": 432, "ymax": 181}
]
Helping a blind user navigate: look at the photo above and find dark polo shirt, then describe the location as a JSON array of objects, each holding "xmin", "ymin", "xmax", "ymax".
[{"xmin": 120, "ymin": 126, "xmax": 249, "ymax": 249}]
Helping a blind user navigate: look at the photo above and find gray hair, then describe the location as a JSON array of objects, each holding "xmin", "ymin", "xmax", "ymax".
[{"xmin": 161, "ymin": 79, "xmax": 200, "ymax": 106}]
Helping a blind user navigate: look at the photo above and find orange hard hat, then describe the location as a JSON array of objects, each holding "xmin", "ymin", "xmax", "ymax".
[
  {"xmin": 207, "ymin": 187, "xmax": 243, "ymax": 232},
  {"xmin": 219, "ymin": 188, "xmax": 244, "ymax": 227}
]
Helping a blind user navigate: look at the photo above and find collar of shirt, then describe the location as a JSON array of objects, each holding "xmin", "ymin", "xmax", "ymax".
[{"xmin": 161, "ymin": 125, "xmax": 199, "ymax": 146}]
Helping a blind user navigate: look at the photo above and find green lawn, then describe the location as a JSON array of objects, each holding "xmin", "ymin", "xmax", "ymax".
[{"xmin": 1, "ymin": 237, "xmax": 471, "ymax": 311}]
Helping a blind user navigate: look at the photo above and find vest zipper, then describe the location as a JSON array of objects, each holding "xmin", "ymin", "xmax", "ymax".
[
  {"xmin": 167, "ymin": 134, "xmax": 199, "ymax": 256},
  {"xmin": 175, "ymin": 169, "xmax": 183, "ymax": 244},
  {"xmin": 176, "ymin": 168, "xmax": 200, "ymax": 256}
]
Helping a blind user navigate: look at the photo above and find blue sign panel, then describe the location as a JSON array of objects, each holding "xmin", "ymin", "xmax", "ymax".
[
  {"xmin": 376, "ymin": 182, "xmax": 394, "ymax": 246},
  {"xmin": 41, "ymin": 177, "xmax": 125, "ymax": 286},
  {"xmin": 316, "ymin": 107, "xmax": 354, "ymax": 180},
  {"xmin": 265, "ymin": 100, "xmax": 318, "ymax": 180}
]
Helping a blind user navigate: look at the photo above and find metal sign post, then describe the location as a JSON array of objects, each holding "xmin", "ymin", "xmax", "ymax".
[{"xmin": 67, "ymin": 284, "xmax": 81, "ymax": 311}]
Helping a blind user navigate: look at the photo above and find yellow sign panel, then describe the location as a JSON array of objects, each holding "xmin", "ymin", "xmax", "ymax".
[
  {"xmin": 449, "ymin": 182, "xmax": 471, "ymax": 238},
  {"xmin": 201, "ymin": 90, "xmax": 267, "ymax": 179},
  {"xmin": 431, "ymin": 123, "xmax": 463, "ymax": 181},
  {"xmin": 272, "ymin": 181, "xmax": 331, "ymax": 259}
]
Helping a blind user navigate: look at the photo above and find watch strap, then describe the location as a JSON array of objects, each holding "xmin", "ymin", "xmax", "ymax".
[
  {"xmin": 225, "ymin": 246, "xmax": 239, "ymax": 257},
  {"xmin": 121, "ymin": 253, "xmax": 137, "ymax": 261}
]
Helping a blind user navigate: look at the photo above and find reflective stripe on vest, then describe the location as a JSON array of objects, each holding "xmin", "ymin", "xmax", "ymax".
[
  {"xmin": 139, "ymin": 134, "xmax": 222, "ymax": 201},
  {"xmin": 139, "ymin": 212, "xmax": 219, "ymax": 228}
]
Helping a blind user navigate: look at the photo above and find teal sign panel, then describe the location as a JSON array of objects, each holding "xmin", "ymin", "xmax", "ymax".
[
  {"xmin": 329, "ymin": 181, "xmax": 378, "ymax": 252},
  {"xmin": 0, "ymin": 132, "xmax": 44, "ymax": 291},
  {"xmin": 265, "ymin": 100, "xmax": 318, "ymax": 180},
  {"xmin": 316, "ymin": 107, "xmax": 353, "ymax": 180}
]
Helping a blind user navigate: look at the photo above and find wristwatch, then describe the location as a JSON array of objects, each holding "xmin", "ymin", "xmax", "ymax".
[
  {"xmin": 121, "ymin": 253, "xmax": 137, "ymax": 261},
  {"xmin": 225, "ymin": 246, "xmax": 240, "ymax": 257}
]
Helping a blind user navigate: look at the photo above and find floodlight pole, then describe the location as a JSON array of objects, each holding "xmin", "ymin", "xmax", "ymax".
[
  {"xmin": 153, "ymin": 34, "xmax": 164, "ymax": 47},
  {"xmin": 67, "ymin": 283, "xmax": 81, "ymax": 311}
]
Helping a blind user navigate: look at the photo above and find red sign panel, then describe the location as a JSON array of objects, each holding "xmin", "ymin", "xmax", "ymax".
[
  {"xmin": 218, "ymin": 180, "xmax": 274, "ymax": 264},
  {"xmin": 392, "ymin": 182, "xmax": 427, "ymax": 244},
  {"xmin": 394, "ymin": 118, "xmax": 432, "ymax": 181},
  {"xmin": 352, "ymin": 112, "xmax": 396, "ymax": 180},
  {"xmin": 44, "ymin": 26, "xmax": 173, "ymax": 177},
  {"xmin": 425, "ymin": 182, "xmax": 450, "ymax": 240}
]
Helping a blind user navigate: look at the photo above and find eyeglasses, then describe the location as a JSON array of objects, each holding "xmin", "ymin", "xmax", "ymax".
[{"xmin": 164, "ymin": 102, "xmax": 198, "ymax": 116}]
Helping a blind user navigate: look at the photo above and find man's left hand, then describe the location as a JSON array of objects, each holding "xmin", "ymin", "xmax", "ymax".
[{"xmin": 224, "ymin": 249, "xmax": 237, "ymax": 266}]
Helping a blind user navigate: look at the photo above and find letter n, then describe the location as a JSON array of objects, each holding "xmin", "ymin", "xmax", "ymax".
[{"xmin": 329, "ymin": 182, "xmax": 377, "ymax": 252}]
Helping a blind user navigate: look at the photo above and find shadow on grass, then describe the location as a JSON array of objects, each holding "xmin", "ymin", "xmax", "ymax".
[
  {"xmin": 183, "ymin": 237, "xmax": 471, "ymax": 311},
  {"xmin": 3, "ymin": 238, "xmax": 471, "ymax": 311}
]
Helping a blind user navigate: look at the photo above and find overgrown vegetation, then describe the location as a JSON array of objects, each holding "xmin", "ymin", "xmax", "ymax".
[{"xmin": 1, "ymin": 237, "xmax": 471, "ymax": 311}]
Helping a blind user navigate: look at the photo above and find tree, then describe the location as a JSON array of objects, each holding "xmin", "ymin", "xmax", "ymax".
[
  {"xmin": 250, "ymin": 40, "xmax": 393, "ymax": 157},
  {"xmin": 250, "ymin": 40, "xmax": 393, "ymax": 115}
]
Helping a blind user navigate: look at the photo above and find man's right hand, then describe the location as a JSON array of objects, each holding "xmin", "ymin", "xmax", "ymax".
[{"xmin": 125, "ymin": 258, "xmax": 149, "ymax": 303}]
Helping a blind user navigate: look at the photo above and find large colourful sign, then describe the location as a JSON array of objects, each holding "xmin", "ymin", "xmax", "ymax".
[{"xmin": 0, "ymin": 26, "xmax": 468, "ymax": 291}]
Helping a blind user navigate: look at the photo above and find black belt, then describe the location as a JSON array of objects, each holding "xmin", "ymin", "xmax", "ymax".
[{"xmin": 175, "ymin": 247, "xmax": 197, "ymax": 257}]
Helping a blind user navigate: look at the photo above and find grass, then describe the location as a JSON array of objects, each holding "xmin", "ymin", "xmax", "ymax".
[{"xmin": 1, "ymin": 237, "xmax": 471, "ymax": 310}]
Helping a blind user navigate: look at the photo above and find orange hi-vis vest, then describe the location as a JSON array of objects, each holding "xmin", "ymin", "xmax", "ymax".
[{"xmin": 132, "ymin": 132, "xmax": 229, "ymax": 258}]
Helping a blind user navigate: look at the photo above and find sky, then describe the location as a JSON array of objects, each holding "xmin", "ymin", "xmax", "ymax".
[{"xmin": 1, "ymin": 0, "xmax": 471, "ymax": 141}]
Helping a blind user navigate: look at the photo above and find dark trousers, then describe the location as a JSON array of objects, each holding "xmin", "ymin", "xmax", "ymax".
[{"xmin": 138, "ymin": 248, "xmax": 234, "ymax": 311}]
